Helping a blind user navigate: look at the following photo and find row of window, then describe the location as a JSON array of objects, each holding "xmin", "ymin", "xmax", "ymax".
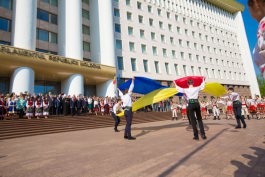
[
  {"xmin": 115, "ymin": 39, "xmax": 241, "ymax": 60},
  {"xmin": 115, "ymin": 2, "xmax": 237, "ymax": 40},
  {"xmin": 117, "ymin": 57, "xmax": 246, "ymax": 81}
]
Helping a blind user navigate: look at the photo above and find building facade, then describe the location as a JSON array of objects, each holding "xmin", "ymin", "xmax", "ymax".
[{"xmin": 0, "ymin": 0, "xmax": 260, "ymax": 97}]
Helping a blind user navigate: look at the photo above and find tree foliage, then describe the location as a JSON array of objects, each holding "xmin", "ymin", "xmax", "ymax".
[{"xmin": 257, "ymin": 75, "xmax": 265, "ymax": 97}]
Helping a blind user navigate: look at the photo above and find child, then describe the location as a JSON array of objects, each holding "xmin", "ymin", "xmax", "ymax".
[
  {"xmin": 171, "ymin": 101, "xmax": 178, "ymax": 120},
  {"xmin": 200, "ymin": 101, "xmax": 208, "ymax": 120},
  {"xmin": 43, "ymin": 98, "xmax": 49, "ymax": 119},
  {"xmin": 35, "ymin": 97, "xmax": 43, "ymax": 119},
  {"xmin": 226, "ymin": 99, "xmax": 233, "ymax": 120},
  {"xmin": 26, "ymin": 97, "xmax": 34, "ymax": 119}
]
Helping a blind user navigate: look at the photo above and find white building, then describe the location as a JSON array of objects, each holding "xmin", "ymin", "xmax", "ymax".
[{"xmin": 0, "ymin": 0, "xmax": 260, "ymax": 97}]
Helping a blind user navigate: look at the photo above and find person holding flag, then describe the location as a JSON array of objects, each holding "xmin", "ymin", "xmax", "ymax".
[
  {"xmin": 118, "ymin": 77, "xmax": 135, "ymax": 140},
  {"xmin": 175, "ymin": 77, "xmax": 207, "ymax": 140}
]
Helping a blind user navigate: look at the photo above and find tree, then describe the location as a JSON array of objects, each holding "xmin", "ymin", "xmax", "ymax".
[{"xmin": 257, "ymin": 75, "xmax": 265, "ymax": 97}]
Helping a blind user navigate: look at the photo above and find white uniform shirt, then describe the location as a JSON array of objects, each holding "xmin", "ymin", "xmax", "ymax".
[
  {"xmin": 113, "ymin": 103, "xmax": 122, "ymax": 114},
  {"xmin": 175, "ymin": 80, "xmax": 205, "ymax": 100},
  {"xmin": 119, "ymin": 81, "xmax": 134, "ymax": 107},
  {"xmin": 222, "ymin": 92, "xmax": 240, "ymax": 102}
]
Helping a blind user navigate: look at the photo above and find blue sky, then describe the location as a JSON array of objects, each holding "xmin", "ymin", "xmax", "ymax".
[{"xmin": 237, "ymin": 0, "xmax": 260, "ymax": 74}]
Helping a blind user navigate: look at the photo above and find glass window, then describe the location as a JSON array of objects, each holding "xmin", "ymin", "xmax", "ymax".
[
  {"xmin": 155, "ymin": 61, "xmax": 159, "ymax": 73},
  {"xmin": 140, "ymin": 29, "xmax": 144, "ymax": 38},
  {"xmin": 50, "ymin": 14, "xmax": 57, "ymax": 25},
  {"xmin": 157, "ymin": 9, "xmax": 161, "ymax": 16},
  {"xmin": 0, "ymin": 40, "xmax": 10, "ymax": 45},
  {"xmin": 172, "ymin": 50, "xmax": 176, "ymax": 58},
  {"xmin": 151, "ymin": 32, "xmax": 155, "ymax": 40},
  {"xmin": 137, "ymin": 1, "xmax": 142, "ymax": 10},
  {"xmin": 115, "ymin": 23, "xmax": 121, "ymax": 33},
  {"xmin": 37, "ymin": 9, "xmax": 49, "ymax": 22},
  {"xmin": 128, "ymin": 26, "xmax": 133, "ymax": 35},
  {"xmin": 143, "ymin": 60, "xmax": 148, "ymax": 72},
  {"xmin": 0, "ymin": 17, "xmax": 11, "ymax": 32},
  {"xmin": 152, "ymin": 46, "xmax": 157, "ymax": 55},
  {"xmin": 126, "ymin": 0, "xmax": 130, "ymax": 5},
  {"xmin": 159, "ymin": 21, "xmax": 163, "ymax": 29},
  {"xmin": 141, "ymin": 44, "xmax": 146, "ymax": 54},
  {"xmin": 83, "ymin": 41, "xmax": 90, "ymax": 52},
  {"xmin": 114, "ymin": 8, "xmax": 120, "ymax": 17},
  {"xmin": 138, "ymin": 15, "xmax": 143, "ymax": 23},
  {"xmin": 191, "ymin": 66, "xmax": 195, "ymax": 75},
  {"xmin": 149, "ymin": 18, "xmax": 153, "ymax": 26},
  {"xmin": 82, "ymin": 9, "xmax": 89, "ymax": 19},
  {"xmin": 82, "ymin": 0, "xmax": 89, "ymax": 5},
  {"xmin": 116, "ymin": 40, "xmax": 122, "ymax": 50},
  {"xmin": 50, "ymin": 0, "xmax": 58, "ymax": 7},
  {"xmin": 148, "ymin": 5, "xmax": 152, "ymax": 13},
  {"xmin": 165, "ymin": 63, "xmax": 169, "ymax": 74},
  {"xmin": 127, "ymin": 12, "xmax": 132, "ymax": 20},
  {"xmin": 117, "ymin": 56, "xmax": 124, "ymax": 70},
  {"xmin": 129, "ymin": 42, "xmax": 135, "ymax": 52},
  {"xmin": 183, "ymin": 65, "xmax": 187, "ymax": 76},
  {"xmin": 180, "ymin": 52, "xmax": 184, "ymax": 59},
  {"xmin": 37, "ymin": 29, "xmax": 49, "ymax": 42},
  {"xmin": 167, "ymin": 12, "xmax": 170, "ymax": 19},
  {"xmin": 0, "ymin": 0, "xmax": 12, "ymax": 9},
  {"xmin": 34, "ymin": 80, "xmax": 61, "ymax": 95},
  {"xmin": 161, "ymin": 35, "xmax": 165, "ymax": 43},
  {"xmin": 50, "ymin": 32, "xmax": 57, "ymax": 44},
  {"xmin": 131, "ymin": 58, "xmax": 136, "ymax": 71},
  {"xmin": 163, "ymin": 48, "xmax": 167, "ymax": 57},
  {"xmin": 83, "ymin": 25, "xmax": 90, "ymax": 35}
]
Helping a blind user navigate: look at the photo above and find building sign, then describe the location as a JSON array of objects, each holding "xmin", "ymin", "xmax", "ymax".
[{"xmin": 0, "ymin": 45, "xmax": 101, "ymax": 69}]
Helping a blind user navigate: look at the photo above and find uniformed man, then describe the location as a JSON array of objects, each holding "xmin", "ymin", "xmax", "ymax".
[
  {"xmin": 118, "ymin": 77, "xmax": 135, "ymax": 140},
  {"xmin": 175, "ymin": 78, "xmax": 207, "ymax": 140}
]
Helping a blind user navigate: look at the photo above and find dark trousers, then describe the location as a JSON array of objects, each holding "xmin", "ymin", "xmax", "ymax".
[
  {"xmin": 233, "ymin": 103, "xmax": 246, "ymax": 127},
  {"xmin": 111, "ymin": 112, "xmax": 120, "ymax": 130},
  {"xmin": 124, "ymin": 109, "xmax": 133, "ymax": 137},
  {"xmin": 188, "ymin": 102, "xmax": 206, "ymax": 137},
  {"xmin": 18, "ymin": 109, "xmax": 24, "ymax": 118},
  {"xmin": 186, "ymin": 108, "xmax": 191, "ymax": 125},
  {"xmin": 77, "ymin": 108, "xmax": 81, "ymax": 116},
  {"xmin": 71, "ymin": 108, "xmax": 75, "ymax": 116},
  {"xmin": 56, "ymin": 107, "xmax": 60, "ymax": 116},
  {"xmin": 49, "ymin": 106, "xmax": 54, "ymax": 115}
]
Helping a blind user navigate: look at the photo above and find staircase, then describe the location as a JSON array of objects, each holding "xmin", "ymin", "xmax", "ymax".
[{"xmin": 0, "ymin": 112, "xmax": 171, "ymax": 140}]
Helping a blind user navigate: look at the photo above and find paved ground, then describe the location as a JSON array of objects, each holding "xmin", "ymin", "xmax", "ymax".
[{"xmin": 0, "ymin": 118, "xmax": 265, "ymax": 177}]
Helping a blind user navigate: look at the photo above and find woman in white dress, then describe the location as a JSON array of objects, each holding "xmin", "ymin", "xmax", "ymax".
[
  {"xmin": 35, "ymin": 97, "xmax": 43, "ymax": 119},
  {"xmin": 43, "ymin": 97, "xmax": 49, "ymax": 119},
  {"xmin": 248, "ymin": 0, "xmax": 265, "ymax": 78}
]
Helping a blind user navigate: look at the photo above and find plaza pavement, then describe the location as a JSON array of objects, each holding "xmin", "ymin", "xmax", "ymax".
[{"xmin": 0, "ymin": 118, "xmax": 265, "ymax": 177}]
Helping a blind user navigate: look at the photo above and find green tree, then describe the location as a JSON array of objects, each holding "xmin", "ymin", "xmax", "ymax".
[{"xmin": 257, "ymin": 75, "xmax": 265, "ymax": 97}]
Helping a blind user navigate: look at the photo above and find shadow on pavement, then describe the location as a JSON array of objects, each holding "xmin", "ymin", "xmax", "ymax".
[
  {"xmin": 231, "ymin": 146, "xmax": 265, "ymax": 177},
  {"xmin": 157, "ymin": 128, "xmax": 229, "ymax": 177}
]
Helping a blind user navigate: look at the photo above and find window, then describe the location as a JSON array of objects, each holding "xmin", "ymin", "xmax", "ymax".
[
  {"xmin": 170, "ymin": 37, "xmax": 174, "ymax": 45},
  {"xmin": 174, "ymin": 64, "xmax": 179, "ymax": 75},
  {"xmin": 37, "ymin": 29, "xmax": 49, "ymax": 42},
  {"xmin": 188, "ymin": 53, "xmax": 192, "ymax": 61},
  {"xmin": 114, "ymin": 8, "xmax": 120, "ymax": 17},
  {"xmin": 180, "ymin": 52, "xmax": 184, "ymax": 59},
  {"xmin": 167, "ymin": 12, "xmax": 170, "ymax": 19},
  {"xmin": 198, "ymin": 67, "xmax": 202, "ymax": 76},
  {"xmin": 83, "ymin": 25, "xmax": 90, "ymax": 35},
  {"xmin": 50, "ymin": 32, "xmax": 57, "ymax": 43},
  {"xmin": 148, "ymin": 5, "xmax": 152, "ymax": 13},
  {"xmin": 127, "ymin": 12, "xmax": 132, "ymax": 20},
  {"xmin": 179, "ymin": 39, "xmax": 183, "ymax": 46},
  {"xmin": 128, "ymin": 27, "xmax": 133, "ymax": 35},
  {"xmin": 0, "ymin": 17, "xmax": 11, "ymax": 32},
  {"xmin": 129, "ymin": 42, "xmax": 135, "ymax": 52},
  {"xmin": 163, "ymin": 48, "xmax": 167, "ymax": 57},
  {"xmin": 82, "ymin": 0, "xmax": 89, "ymax": 5},
  {"xmin": 187, "ymin": 41, "xmax": 190, "ymax": 48},
  {"xmin": 205, "ymin": 68, "xmax": 210, "ymax": 77},
  {"xmin": 0, "ymin": 0, "xmax": 12, "ymax": 9},
  {"xmin": 155, "ymin": 61, "xmax": 159, "ymax": 73},
  {"xmin": 131, "ymin": 58, "xmax": 136, "ymax": 71},
  {"xmin": 168, "ymin": 24, "xmax": 172, "ymax": 31},
  {"xmin": 149, "ymin": 18, "xmax": 153, "ymax": 26},
  {"xmin": 152, "ymin": 46, "xmax": 157, "ymax": 55},
  {"xmin": 151, "ymin": 32, "xmax": 156, "ymax": 40},
  {"xmin": 137, "ymin": 1, "xmax": 142, "ymax": 10},
  {"xmin": 0, "ymin": 40, "xmax": 10, "ymax": 45},
  {"xmin": 116, "ymin": 40, "xmax": 122, "ymax": 49},
  {"xmin": 138, "ymin": 15, "xmax": 143, "ymax": 23},
  {"xmin": 141, "ymin": 44, "xmax": 146, "ymax": 54},
  {"xmin": 117, "ymin": 56, "xmax": 124, "ymax": 70},
  {"xmin": 159, "ymin": 21, "xmax": 163, "ymax": 29},
  {"xmin": 183, "ymin": 65, "xmax": 187, "ymax": 76},
  {"xmin": 175, "ymin": 15, "xmax": 179, "ymax": 21},
  {"xmin": 115, "ymin": 24, "xmax": 121, "ymax": 33},
  {"xmin": 157, "ymin": 9, "xmax": 161, "ymax": 16},
  {"xmin": 191, "ymin": 66, "xmax": 195, "ymax": 75},
  {"xmin": 36, "ymin": 48, "xmax": 57, "ymax": 55},
  {"xmin": 165, "ymin": 63, "xmax": 170, "ymax": 74},
  {"xmin": 161, "ymin": 35, "xmax": 165, "ymax": 43},
  {"xmin": 82, "ymin": 9, "xmax": 89, "ymax": 19},
  {"xmin": 172, "ymin": 50, "xmax": 176, "ymax": 58},
  {"xmin": 143, "ymin": 60, "xmax": 148, "ymax": 72},
  {"xmin": 177, "ymin": 27, "xmax": 180, "ymax": 34},
  {"xmin": 41, "ymin": 0, "xmax": 58, "ymax": 7},
  {"xmin": 140, "ymin": 29, "xmax": 145, "ymax": 38},
  {"xmin": 126, "ymin": 0, "xmax": 130, "ymax": 5},
  {"xmin": 83, "ymin": 41, "xmax": 90, "ymax": 52},
  {"xmin": 37, "ymin": 9, "xmax": 58, "ymax": 24}
]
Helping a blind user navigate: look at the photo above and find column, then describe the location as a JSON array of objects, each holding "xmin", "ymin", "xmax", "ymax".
[
  {"xmin": 90, "ymin": 0, "xmax": 116, "ymax": 97},
  {"xmin": 58, "ymin": 0, "xmax": 84, "ymax": 95},
  {"xmin": 10, "ymin": 67, "xmax": 34, "ymax": 94},
  {"xmin": 10, "ymin": 0, "xmax": 36, "ymax": 94},
  {"xmin": 234, "ymin": 12, "xmax": 260, "ymax": 96},
  {"xmin": 62, "ymin": 74, "xmax": 84, "ymax": 96}
]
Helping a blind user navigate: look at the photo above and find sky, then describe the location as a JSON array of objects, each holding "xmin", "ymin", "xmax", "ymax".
[{"xmin": 237, "ymin": 0, "xmax": 260, "ymax": 75}]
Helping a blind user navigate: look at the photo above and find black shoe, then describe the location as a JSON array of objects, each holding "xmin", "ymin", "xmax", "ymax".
[
  {"xmin": 124, "ymin": 136, "xmax": 128, "ymax": 139},
  {"xmin": 193, "ymin": 136, "xmax": 199, "ymax": 140},
  {"xmin": 201, "ymin": 135, "xmax": 207, "ymax": 140},
  {"xmin": 243, "ymin": 125, "xmax": 247, "ymax": 128},
  {"xmin": 114, "ymin": 128, "xmax": 119, "ymax": 132},
  {"xmin": 127, "ymin": 136, "xmax": 136, "ymax": 140},
  {"xmin": 218, "ymin": 117, "xmax": 220, "ymax": 120},
  {"xmin": 235, "ymin": 126, "xmax": 241, "ymax": 129}
]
